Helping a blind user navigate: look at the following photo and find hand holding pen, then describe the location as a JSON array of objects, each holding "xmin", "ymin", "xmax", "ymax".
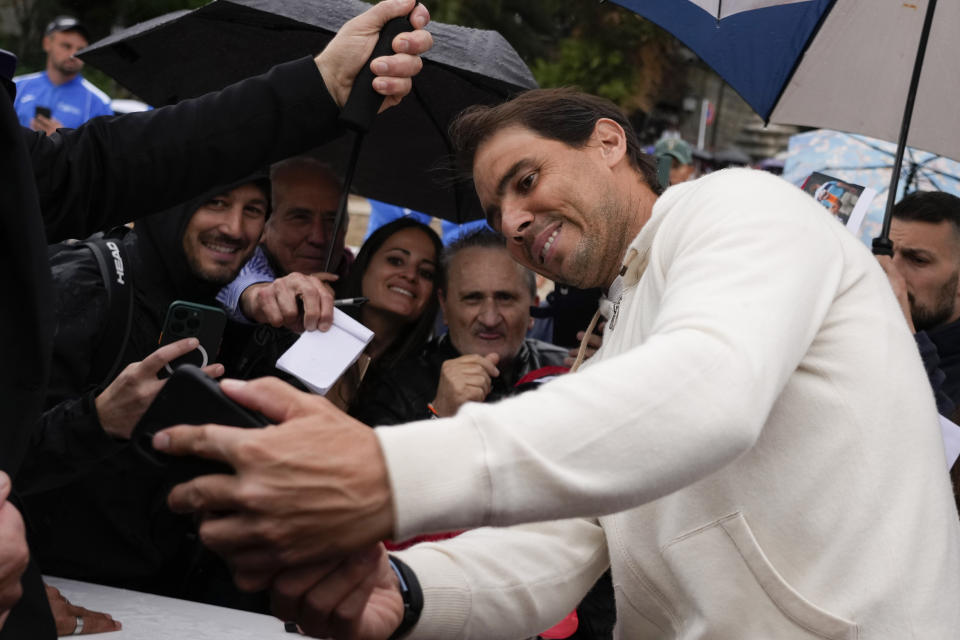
[
  {"xmin": 333, "ymin": 297, "xmax": 368, "ymax": 308},
  {"xmin": 239, "ymin": 272, "xmax": 341, "ymax": 333}
]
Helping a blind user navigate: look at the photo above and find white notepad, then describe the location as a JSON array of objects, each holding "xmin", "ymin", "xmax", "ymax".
[
  {"xmin": 940, "ymin": 414, "xmax": 960, "ymax": 470},
  {"xmin": 275, "ymin": 309, "xmax": 373, "ymax": 395}
]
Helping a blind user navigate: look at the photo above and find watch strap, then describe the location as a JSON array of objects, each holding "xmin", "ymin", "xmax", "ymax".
[{"xmin": 387, "ymin": 555, "xmax": 423, "ymax": 639}]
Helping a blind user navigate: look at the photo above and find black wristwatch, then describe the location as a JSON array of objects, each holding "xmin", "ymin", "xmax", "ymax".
[{"xmin": 387, "ymin": 556, "xmax": 423, "ymax": 639}]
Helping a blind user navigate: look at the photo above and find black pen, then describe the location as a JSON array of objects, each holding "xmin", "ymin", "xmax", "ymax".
[{"xmin": 333, "ymin": 297, "xmax": 369, "ymax": 307}]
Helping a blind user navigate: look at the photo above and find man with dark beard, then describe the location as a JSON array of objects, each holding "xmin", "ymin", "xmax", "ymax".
[
  {"xmin": 15, "ymin": 178, "xmax": 269, "ymax": 606},
  {"xmin": 879, "ymin": 191, "xmax": 960, "ymax": 416}
]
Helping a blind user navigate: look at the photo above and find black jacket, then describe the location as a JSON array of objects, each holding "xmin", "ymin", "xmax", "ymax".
[
  {"xmin": 1, "ymin": 56, "xmax": 341, "ymax": 637},
  {"xmin": 922, "ymin": 319, "xmax": 960, "ymax": 420},
  {"xmin": 16, "ymin": 186, "xmax": 255, "ymax": 597},
  {"xmin": 19, "ymin": 179, "xmax": 265, "ymax": 493},
  {"xmin": 353, "ymin": 333, "xmax": 568, "ymax": 426}
]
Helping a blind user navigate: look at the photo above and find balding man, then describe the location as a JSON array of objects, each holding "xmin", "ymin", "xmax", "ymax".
[{"xmin": 217, "ymin": 156, "xmax": 346, "ymax": 332}]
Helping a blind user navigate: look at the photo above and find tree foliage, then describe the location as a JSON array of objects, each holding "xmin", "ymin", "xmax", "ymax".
[
  {"xmin": 3, "ymin": 0, "xmax": 682, "ymax": 110},
  {"xmin": 425, "ymin": 0, "xmax": 677, "ymax": 111}
]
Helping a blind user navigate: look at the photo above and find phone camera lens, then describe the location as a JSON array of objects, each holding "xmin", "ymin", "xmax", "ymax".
[
  {"xmin": 171, "ymin": 321, "xmax": 185, "ymax": 334},
  {"xmin": 186, "ymin": 317, "xmax": 200, "ymax": 330},
  {"xmin": 174, "ymin": 309, "xmax": 188, "ymax": 320}
]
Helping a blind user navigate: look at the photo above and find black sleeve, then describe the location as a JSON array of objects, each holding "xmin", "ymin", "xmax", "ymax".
[
  {"xmin": 26, "ymin": 56, "xmax": 342, "ymax": 243},
  {"xmin": 16, "ymin": 391, "xmax": 124, "ymax": 495},
  {"xmin": 351, "ymin": 366, "xmax": 435, "ymax": 427}
]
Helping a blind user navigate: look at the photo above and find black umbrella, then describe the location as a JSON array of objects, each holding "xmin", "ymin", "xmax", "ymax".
[{"xmin": 79, "ymin": 0, "xmax": 537, "ymax": 230}]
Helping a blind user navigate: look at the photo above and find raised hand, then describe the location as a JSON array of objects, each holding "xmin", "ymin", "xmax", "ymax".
[
  {"xmin": 431, "ymin": 353, "xmax": 500, "ymax": 417},
  {"xmin": 95, "ymin": 338, "xmax": 224, "ymax": 439},
  {"xmin": 315, "ymin": 0, "xmax": 433, "ymax": 110}
]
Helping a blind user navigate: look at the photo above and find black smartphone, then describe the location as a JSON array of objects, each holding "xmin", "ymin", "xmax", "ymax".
[
  {"xmin": 34, "ymin": 105, "xmax": 52, "ymax": 119},
  {"xmin": 132, "ymin": 364, "xmax": 267, "ymax": 483},
  {"xmin": 159, "ymin": 300, "xmax": 226, "ymax": 375}
]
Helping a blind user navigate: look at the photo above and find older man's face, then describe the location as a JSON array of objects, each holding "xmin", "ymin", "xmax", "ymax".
[
  {"xmin": 440, "ymin": 246, "xmax": 534, "ymax": 369},
  {"xmin": 262, "ymin": 169, "xmax": 343, "ymax": 275}
]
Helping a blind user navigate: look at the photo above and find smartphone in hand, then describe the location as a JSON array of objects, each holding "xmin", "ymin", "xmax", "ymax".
[
  {"xmin": 34, "ymin": 105, "xmax": 52, "ymax": 119},
  {"xmin": 159, "ymin": 300, "xmax": 226, "ymax": 375},
  {"xmin": 132, "ymin": 364, "xmax": 267, "ymax": 483}
]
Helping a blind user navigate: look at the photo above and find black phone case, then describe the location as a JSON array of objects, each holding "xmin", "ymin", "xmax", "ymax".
[
  {"xmin": 132, "ymin": 364, "xmax": 267, "ymax": 484},
  {"xmin": 159, "ymin": 300, "xmax": 227, "ymax": 374}
]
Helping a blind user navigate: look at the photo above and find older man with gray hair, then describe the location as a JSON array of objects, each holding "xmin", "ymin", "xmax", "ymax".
[{"xmin": 355, "ymin": 229, "xmax": 567, "ymax": 426}]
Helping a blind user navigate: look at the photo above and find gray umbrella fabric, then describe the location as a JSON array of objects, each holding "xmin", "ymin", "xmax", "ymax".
[{"xmin": 80, "ymin": 0, "xmax": 537, "ymax": 222}]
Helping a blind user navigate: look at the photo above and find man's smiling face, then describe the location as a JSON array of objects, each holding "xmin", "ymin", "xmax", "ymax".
[
  {"xmin": 472, "ymin": 124, "xmax": 635, "ymax": 290},
  {"xmin": 182, "ymin": 183, "xmax": 267, "ymax": 285}
]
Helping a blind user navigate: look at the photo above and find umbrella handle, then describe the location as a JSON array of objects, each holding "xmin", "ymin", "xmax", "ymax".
[
  {"xmin": 340, "ymin": 15, "xmax": 414, "ymax": 133},
  {"xmin": 871, "ymin": 237, "xmax": 893, "ymax": 257}
]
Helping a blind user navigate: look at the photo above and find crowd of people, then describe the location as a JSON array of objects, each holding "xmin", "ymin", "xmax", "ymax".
[{"xmin": 2, "ymin": 0, "xmax": 959, "ymax": 638}]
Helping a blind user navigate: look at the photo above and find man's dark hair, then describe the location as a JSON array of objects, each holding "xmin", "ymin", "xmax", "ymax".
[
  {"xmin": 892, "ymin": 191, "xmax": 960, "ymax": 238},
  {"xmin": 440, "ymin": 229, "xmax": 536, "ymax": 298},
  {"xmin": 450, "ymin": 88, "xmax": 661, "ymax": 195}
]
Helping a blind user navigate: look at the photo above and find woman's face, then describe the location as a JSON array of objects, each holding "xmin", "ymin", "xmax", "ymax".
[{"xmin": 361, "ymin": 227, "xmax": 438, "ymax": 323}]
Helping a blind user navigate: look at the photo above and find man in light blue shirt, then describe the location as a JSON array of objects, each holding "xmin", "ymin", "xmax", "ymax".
[{"xmin": 13, "ymin": 16, "xmax": 112, "ymax": 133}]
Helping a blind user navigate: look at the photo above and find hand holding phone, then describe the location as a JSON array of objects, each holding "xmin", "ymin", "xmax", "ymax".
[
  {"xmin": 132, "ymin": 365, "xmax": 267, "ymax": 484},
  {"xmin": 159, "ymin": 300, "xmax": 226, "ymax": 375},
  {"xmin": 34, "ymin": 105, "xmax": 52, "ymax": 119},
  {"xmin": 95, "ymin": 338, "xmax": 223, "ymax": 439}
]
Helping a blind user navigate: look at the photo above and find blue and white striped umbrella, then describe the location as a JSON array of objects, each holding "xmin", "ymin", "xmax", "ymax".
[{"xmin": 611, "ymin": 0, "xmax": 959, "ymax": 162}]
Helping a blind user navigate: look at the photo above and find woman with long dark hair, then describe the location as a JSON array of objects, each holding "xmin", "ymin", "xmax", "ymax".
[
  {"xmin": 339, "ymin": 218, "xmax": 442, "ymax": 366},
  {"xmin": 326, "ymin": 217, "xmax": 443, "ymax": 412}
]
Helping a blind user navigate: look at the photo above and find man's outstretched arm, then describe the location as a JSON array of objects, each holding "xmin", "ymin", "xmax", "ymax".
[{"xmin": 27, "ymin": 0, "xmax": 432, "ymax": 243}]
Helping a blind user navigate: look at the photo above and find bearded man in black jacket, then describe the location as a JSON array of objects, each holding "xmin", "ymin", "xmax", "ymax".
[
  {"xmin": 17, "ymin": 178, "xmax": 268, "ymax": 602},
  {"xmin": 0, "ymin": 2, "xmax": 432, "ymax": 635}
]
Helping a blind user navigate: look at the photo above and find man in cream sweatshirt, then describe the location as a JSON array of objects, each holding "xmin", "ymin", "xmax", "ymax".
[{"xmin": 158, "ymin": 89, "xmax": 960, "ymax": 639}]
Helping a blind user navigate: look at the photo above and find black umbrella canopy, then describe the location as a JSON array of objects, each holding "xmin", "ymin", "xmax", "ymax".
[{"xmin": 80, "ymin": 0, "xmax": 537, "ymax": 222}]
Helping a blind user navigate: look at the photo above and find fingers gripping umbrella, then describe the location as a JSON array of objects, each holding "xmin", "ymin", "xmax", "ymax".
[
  {"xmin": 609, "ymin": 0, "xmax": 956, "ymax": 254},
  {"xmin": 79, "ymin": 0, "xmax": 537, "ymax": 267}
]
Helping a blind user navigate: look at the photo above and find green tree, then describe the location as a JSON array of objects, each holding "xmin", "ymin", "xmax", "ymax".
[
  {"xmin": 2, "ymin": 0, "xmax": 685, "ymax": 111},
  {"xmin": 425, "ymin": 0, "xmax": 679, "ymax": 111}
]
